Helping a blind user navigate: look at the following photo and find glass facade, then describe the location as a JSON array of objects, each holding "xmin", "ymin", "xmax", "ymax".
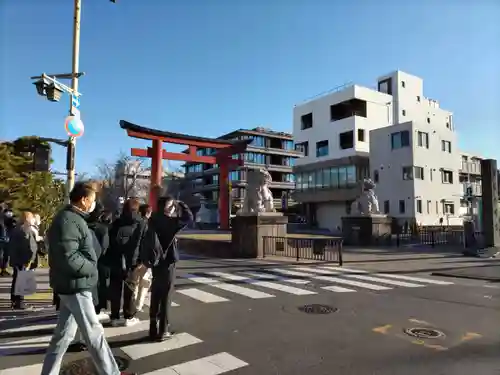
[
  {"xmin": 295, "ymin": 165, "xmax": 358, "ymax": 190},
  {"xmin": 229, "ymin": 170, "xmax": 242, "ymax": 181},
  {"xmin": 283, "ymin": 140, "xmax": 294, "ymax": 151}
]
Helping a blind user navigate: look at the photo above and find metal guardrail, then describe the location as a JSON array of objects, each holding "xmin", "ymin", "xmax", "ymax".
[
  {"xmin": 262, "ymin": 236, "xmax": 343, "ymax": 265},
  {"xmin": 356, "ymin": 226, "xmax": 477, "ymax": 248}
]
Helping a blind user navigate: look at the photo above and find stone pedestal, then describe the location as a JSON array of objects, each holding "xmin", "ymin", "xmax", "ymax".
[
  {"xmin": 232, "ymin": 213, "xmax": 288, "ymax": 258},
  {"xmin": 342, "ymin": 215, "xmax": 392, "ymax": 246}
]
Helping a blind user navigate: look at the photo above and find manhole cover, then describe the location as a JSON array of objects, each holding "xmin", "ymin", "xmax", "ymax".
[
  {"xmin": 404, "ymin": 327, "xmax": 445, "ymax": 339},
  {"xmin": 298, "ymin": 304, "xmax": 338, "ymax": 314},
  {"xmin": 60, "ymin": 356, "xmax": 129, "ymax": 375}
]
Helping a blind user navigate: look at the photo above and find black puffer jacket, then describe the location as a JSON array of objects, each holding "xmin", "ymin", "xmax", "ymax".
[
  {"xmin": 106, "ymin": 212, "xmax": 146, "ymax": 271},
  {"xmin": 140, "ymin": 200, "xmax": 193, "ymax": 271}
]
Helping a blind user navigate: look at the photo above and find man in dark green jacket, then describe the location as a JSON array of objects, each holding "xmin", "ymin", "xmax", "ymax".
[{"xmin": 41, "ymin": 182, "xmax": 135, "ymax": 375}]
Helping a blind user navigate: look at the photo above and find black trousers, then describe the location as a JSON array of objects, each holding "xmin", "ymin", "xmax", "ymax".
[
  {"xmin": 0, "ymin": 243, "xmax": 9, "ymax": 270},
  {"xmin": 149, "ymin": 263, "xmax": 176, "ymax": 336},
  {"xmin": 10, "ymin": 267, "xmax": 25, "ymax": 306},
  {"xmin": 96, "ymin": 266, "xmax": 110, "ymax": 312},
  {"xmin": 109, "ymin": 271, "xmax": 135, "ymax": 320}
]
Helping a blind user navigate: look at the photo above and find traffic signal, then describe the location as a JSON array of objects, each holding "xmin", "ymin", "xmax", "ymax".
[{"xmin": 33, "ymin": 143, "xmax": 51, "ymax": 172}]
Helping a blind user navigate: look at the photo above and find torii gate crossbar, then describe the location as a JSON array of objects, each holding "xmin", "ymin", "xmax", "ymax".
[{"xmin": 120, "ymin": 120, "xmax": 250, "ymax": 229}]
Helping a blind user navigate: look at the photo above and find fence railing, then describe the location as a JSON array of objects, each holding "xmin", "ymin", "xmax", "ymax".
[
  {"xmin": 262, "ymin": 236, "xmax": 343, "ymax": 265},
  {"xmin": 353, "ymin": 226, "xmax": 478, "ymax": 248}
]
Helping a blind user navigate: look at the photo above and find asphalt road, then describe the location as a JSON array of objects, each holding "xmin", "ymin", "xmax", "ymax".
[{"xmin": 0, "ymin": 256, "xmax": 499, "ymax": 375}]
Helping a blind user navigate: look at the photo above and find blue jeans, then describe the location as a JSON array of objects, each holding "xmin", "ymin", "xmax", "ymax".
[{"xmin": 41, "ymin": 291, "xmax": 120, "ymax": 375}]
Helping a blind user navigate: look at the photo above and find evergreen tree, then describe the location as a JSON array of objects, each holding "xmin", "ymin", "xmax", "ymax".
[{"xmin": 0, "ymin": 139, "xmax": 65, "ymax": 230}]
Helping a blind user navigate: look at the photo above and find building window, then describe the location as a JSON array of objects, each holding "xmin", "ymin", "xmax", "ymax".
[
  {"xmin": 417, "ymin": 131, "xmax": 429, "ymax": 148},
  {"xmin": 296, "ymin": 141, "xmax": 309, "ymax": 156},
  {"xmin": 322, "ymin": 168, "xmax": 331, "ymax": 187},
  {"xmin": 250, "ymin": 136, "xmax": 266, "ymax": 147},
  {"xmin": 427, "ymin": 200, "xmax": 431, "ymax": 214},
  {"xmin": 301, "ymin": 113, "xmax": 313, "ymax": 130},
  {"xmin": 316, "ymin": 140, "xmax": 329, "ymax": 157},
  {"xmin": 399, "ymin": 200, "xmax": 406, "ymax": 214},
  {"xmin": 446, "ymin": 122, "xmax": 450, "ymax": 129},
  {"xmin": 442, "ymin": 170, "xmax": 453, "ymax": 184},
  {"xmin": 401, "ymin": 81, "xmax": 406, "ymax": 88},
  {"xmin": 339, "ymin": 131, "xmax": 354, "ymax": 149},
  {"xmin": 402, "ymin": 166, "xmax": 413, "ymax": 180},
  {"xmin": 416, "ymin": 200, "xmax": 422, "ymax": 214},
  {"xmin": 383, "ymin": 200, "xmax": 390, "ymax": 214},
  {"xmin": 330, "ymin": 99, "xmax": 367, "ymax": 121},
  {"xmin": 427, "ymin": 117, "xmax": 431, "ymax": 124},
  {"xmin": 378, "ymin": 78, "xmax": 392, "ymax": 95},
  {"xmin": 373, "ymin": 170, "xmax": 379, "ymax": 183},
  {"xmin": 402, "ymin": 109, "xmax": 406, "ymax": 116},
  {"xmin": 417, "ymin": 96, "xmax": 421, "ymax": 102},
  {"xmin": 414, "ymin": 166, "xmax": 424, "ymax": 180},
  {"xmin": 391, "ymin": 130, "xmax": 410, "ymax": 149},
  {"xmin": 357, "ymin": 129, "xmax": 365, "ymax": 142},
  {"xmin": 444, "ymin": 203, "xmax": 455, "ymax": 215},
  {"xmin": 441, "ymin": 140, "xmax": 452, "ymax": 153}
]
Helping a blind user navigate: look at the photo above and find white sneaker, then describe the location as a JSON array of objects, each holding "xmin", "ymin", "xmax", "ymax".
[
  {"xmin": 96, "ymin": 312, "xmax": 110, "ymax": 322},
  {"xmin": 110, "ymin": 319, "xmax": 123, "ymax": 327},
  {"xmin": 125, "ymin": 317, "xmax": 140, "ymax": 327}
]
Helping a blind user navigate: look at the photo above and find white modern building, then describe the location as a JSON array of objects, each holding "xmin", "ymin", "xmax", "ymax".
[{"xmin": 293, "ymin": 70, "xmax": 472, "ymax": 230}]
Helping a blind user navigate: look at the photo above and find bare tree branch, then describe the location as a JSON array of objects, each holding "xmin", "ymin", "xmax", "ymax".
[{"xmin": 94, "ymin": 153, "xmax": 150, "ymax": 211}]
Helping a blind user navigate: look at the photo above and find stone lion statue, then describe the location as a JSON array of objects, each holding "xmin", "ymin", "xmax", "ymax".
[
  {"xmin": 350, "ymin": 178, "xmax": 380, "ymax": 215},
  {"xmin": 241, "ymin": 168, "xmax": 275, "ymax": 213}
]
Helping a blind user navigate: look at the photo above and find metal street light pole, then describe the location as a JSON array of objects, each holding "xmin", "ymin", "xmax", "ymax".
[{"xmin": 66, "ymin": 0, "xmax": 82, "ymax": 201}]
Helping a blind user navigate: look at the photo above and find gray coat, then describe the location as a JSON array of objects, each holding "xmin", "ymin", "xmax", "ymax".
[{"xmin": 9, "ymin": 225, "xmax": 37, "ymax": 267}]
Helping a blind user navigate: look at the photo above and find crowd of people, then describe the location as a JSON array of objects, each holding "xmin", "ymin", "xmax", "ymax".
[{"xmin": 0, "ymin": 181, "xmax": 193, "ymax": 375}]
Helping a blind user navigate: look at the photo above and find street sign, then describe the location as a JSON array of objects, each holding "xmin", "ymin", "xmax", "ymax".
[
  {"xmin": 65, "ymin": 115, "xmax": 84, "ymax": 138},
  {"xmin": 71, "ymin": 95, "xmax": 80, "ymax": 109}
]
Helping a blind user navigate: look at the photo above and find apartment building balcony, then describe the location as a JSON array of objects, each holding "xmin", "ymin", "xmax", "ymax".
[
  {"xmin": 246, "ymin": 145, "xmax": 303, "ymax": 157},
  {"xmin": 461, "ymin": 182, "xmax": 482, "ymax": 197},
  {"xmin": 460, "ymin": 161, "xmax": 481, "ymax": 175}
]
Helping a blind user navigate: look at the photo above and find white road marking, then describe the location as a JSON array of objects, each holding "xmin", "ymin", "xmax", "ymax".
[
  {"xmin": 319, "ymin": 266, "xmax": 368, "ymax": 273},
  {"xmin": 177, "ymin": 288, "xmax": 229, "ymax": 303},
  {"xmin": 269, "ymin": 268, "xmax": 313, "ymax": 277},
  {"xmin": 121, "ymin": 332, "xmax": 202, "ymax": 360},
  {"xmin": 1, "ymin": 312, "xmax": 109, "ymax": 334},
  {"xmin": 317, "ymin": 276, "xmax": 392, "ymax": 291},
  {"xmin": 321, "ymin": 285, "xmax": 356, "ymax": 293},
  {"xmin": 183, "ymin": 274, "xmax": 275, "ymax": 299},
  {"xmin": 242, "ymin": 271, "xmax": 310, "ymax": 284},
  {"xmin": 142, "ymin": 352, "xmax": 249, "ymax": 375},
  {"xmin": 0, "ymin": 321, "xmax": 150, "ymax": 353},
  {"xmin": 0, "ymin": 363, "xmax": 41, "ymax": 375},
  {"xmin": 294, "ymin": 267, "xmax": 339, "ymax": 275},
  {"xmin": 344, "ymin": 274, "xmax": 424, "ymax": 288},
  {"xmin": 375, "ymin": 273, "xmax": 454, "ymax": 285},
  {"xmin": 207, "ymin": 271, "xmax": 316, "ymax": 296}
]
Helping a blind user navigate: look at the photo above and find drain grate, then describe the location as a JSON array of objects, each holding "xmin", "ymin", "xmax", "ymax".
[
  {"xmin": 60, "ymin": 356, "xmax": 130, "ymax": 375},
  {"xmin": 298, "ymin": 304, "xmax": 338, "ymax": 314},
  {"xmin": 404, "ymin": 327, "xmax": 445, "ymax": 339},
  {"xmin": 115, "ymin": 356, "xmax": 130, "ymax": 371}
]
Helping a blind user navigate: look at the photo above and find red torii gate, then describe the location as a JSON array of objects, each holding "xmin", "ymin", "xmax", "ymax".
[{"xmin": 120, "ymin": 120, "xmax": 250, "ymax": 230}]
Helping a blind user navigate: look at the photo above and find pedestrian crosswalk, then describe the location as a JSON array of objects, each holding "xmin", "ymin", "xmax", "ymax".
[
  {"xmin": 170, "ymin": 265, "xmax": 454, "ymax": 306},
  {"xmin": 0, "ymin": 314, "xmax": 249, "ymax": 375}
]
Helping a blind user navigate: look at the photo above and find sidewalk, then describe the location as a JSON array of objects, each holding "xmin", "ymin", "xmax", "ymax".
[{"xmin": 0, "ymin": 269, "xmax": 54, "ymax": 323}]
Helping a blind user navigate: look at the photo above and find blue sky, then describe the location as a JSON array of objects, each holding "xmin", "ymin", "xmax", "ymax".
[{"xmin": 1, "ymin": 0, "xmax": 499, "ymax": 175}]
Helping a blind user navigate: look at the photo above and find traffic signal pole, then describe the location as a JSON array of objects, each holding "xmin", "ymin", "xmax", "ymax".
[{"xmin": 66, "ymin": 0, "xmax": 81, "ymax": 202}]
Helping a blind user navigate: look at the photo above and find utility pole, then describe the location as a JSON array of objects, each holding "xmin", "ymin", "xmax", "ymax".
[{"xmin": 66, "ymin": 0, "xmax": 82, "ymax": 201}]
